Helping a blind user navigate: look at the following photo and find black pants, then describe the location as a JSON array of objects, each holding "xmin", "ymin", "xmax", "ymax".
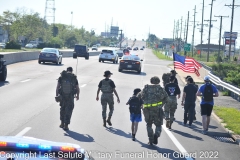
[{"xmin": 184, "ymin": 102, "xmax": 196, "ymax": 125}]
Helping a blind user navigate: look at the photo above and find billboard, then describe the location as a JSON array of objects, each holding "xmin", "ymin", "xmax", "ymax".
[
  {"xmin": 224, "ymin": 32, "xmax": 238, "ymax": 39},
  {"xmin": 110, "ymin": 26, "xmax": 119, "ymax": 37}
]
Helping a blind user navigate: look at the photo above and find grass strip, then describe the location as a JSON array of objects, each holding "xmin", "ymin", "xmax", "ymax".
[
  {"xmin": 213, "ymin": 106, "xmax": 240, "ymax": 135},
  {"xmin": 153, "ymin": 50, "xmax": 172, "ymax": 61}
]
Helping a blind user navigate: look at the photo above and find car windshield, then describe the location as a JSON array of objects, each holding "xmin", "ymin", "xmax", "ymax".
[
  {"xmin": 75, "ymin": 45, "xmax": 86, "ymax": 50},
  {"xmin": 42, "ymin": 49, "xmax": 56, "ymax": 53},
  {"xmin": 102, "ymin": 50, "xmax": 113, "ymax": 53}
]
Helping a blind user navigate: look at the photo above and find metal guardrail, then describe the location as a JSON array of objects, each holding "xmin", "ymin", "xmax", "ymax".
[
  {"xmin": 208, "ymin": 70, "xmax": 240, "ymax": 96},
  {"xmin": 199, "ymin": 61, "xmax": 212, "ymax": 71}
]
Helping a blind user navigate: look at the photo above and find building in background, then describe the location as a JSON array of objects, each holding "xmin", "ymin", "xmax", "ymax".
[{"xmin": 0, "ymin": 25, "xmax": 8, "ymax": 43}]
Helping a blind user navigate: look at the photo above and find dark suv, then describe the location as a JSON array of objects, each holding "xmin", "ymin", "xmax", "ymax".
[{"xmin": 73, "ymin": 45, "xmax": 89, "ymax": 60}]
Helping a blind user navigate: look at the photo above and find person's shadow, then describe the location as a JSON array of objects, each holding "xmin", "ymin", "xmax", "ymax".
[
  {"xmin": 136, "ymin": 140, "xmax": 187, "ymax": 160},
  {"xmin": 64, "ymin": 130, "xmax": 94, "ymax": 142},
  {"xmin": 106, "ymin": 127, "xmax": 132, "ymax": 138},
  {"xmin": 171, "ymin": 130, "xmax": 203, "ymax": 141}
]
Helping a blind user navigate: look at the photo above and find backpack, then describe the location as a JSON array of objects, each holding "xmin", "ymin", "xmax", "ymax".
[
  {"xmin": 203, "ymin": 84, "xmax": 213, "ymax": 102},
  {"xmin": 143, "ymin": 85, "xmax": 167, "ymax": 104},
  {"xmin": 100, "ymin": 79, "xmax": 113, "ymax": 93},
  {"xmin": 162, "ymin": 73, "xmax": 171, "ymax": 86},
  {"xmin": 59, "ymin": 70, "xmax": 77, "ymax": 96},
  {"xmin": 129, "ymin": 96, "xmax": 141, "ymax": 114}
]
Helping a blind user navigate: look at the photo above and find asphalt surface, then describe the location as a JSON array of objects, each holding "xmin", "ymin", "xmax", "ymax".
[{"xmin": 0, "ymin": 40, "xmax": 240, "ymax": 160}]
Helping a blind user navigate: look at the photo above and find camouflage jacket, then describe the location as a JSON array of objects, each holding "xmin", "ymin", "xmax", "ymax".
[{"xmin": 137, "ymin": 84, "xmax": 169, "ymax": 106}]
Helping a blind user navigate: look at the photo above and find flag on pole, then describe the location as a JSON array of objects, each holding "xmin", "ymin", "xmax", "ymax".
[{"xmin": 173, "ymin": 53, "xmax": 202, "ymax": 76}]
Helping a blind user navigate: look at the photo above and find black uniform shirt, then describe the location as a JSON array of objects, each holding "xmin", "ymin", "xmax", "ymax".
[
  {"xmin": 98, "ymin": 78, "xmax": 116, "ymax": 88},
  {"xmin": 183, "ymin": 83, "xmax": 198, "ymax": 103},
  {"xmin": 174, "ymin": 76, "xmax": 178, "ymax": 84},
  {"xmin": 165, "ymin": 82, "xmax": 181, "ymax": 96}
]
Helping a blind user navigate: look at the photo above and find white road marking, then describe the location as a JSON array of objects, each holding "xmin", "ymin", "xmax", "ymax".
[
  {"xmin": 21, "ymin": 79, "xmax": 31, "ymax": 82},
  {"xmin": 81, "ymin": 84, "xmax": 87, "ymax": 87},
  {"xmin": 162, "ymin": 124, "xmax": 194, "ymax": 160},
  {"xmin": 15, "ymin": 127, "xmax": 31, "ymax": 137}
]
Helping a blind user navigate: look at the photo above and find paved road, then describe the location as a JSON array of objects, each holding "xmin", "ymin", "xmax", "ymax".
[{"xmin": 0, "ymin": 41, "xmax": 240, "ymax": 160}]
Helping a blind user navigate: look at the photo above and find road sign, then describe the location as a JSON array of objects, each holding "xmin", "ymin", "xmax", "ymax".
[
  {"xmin": 184, "ymin": 43, "xmax": 191, "ymax": 51},
  {"xmin": 224, "ymin": 32, "xmax": 238, "ymax": 39}
]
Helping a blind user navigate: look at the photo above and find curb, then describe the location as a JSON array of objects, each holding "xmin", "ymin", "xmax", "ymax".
[{"xmin": 170, "ymin": 66, "xmax": 240, "ymax": 146}]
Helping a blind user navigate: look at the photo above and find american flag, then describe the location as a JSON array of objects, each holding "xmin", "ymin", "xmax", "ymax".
[{"xmin": 173, "ymin": 53, "xmax": 202, "ymax": 76}]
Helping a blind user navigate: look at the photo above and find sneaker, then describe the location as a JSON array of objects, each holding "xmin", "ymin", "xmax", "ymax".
[
  {"xmin": 132, "ymin": 134, "xmax": 135, "ymax": 141},
  {"xmin": 182, "ymin": 122, "xmax": 186, "ymax": 126},
  {"xmin": 188, "ymin": 125, "xmax": 192, "ymax": 128},
  {"xmin": 202, "ymin": 130, "xmax": 207, "ymax": 135},
  {"xmin": 148, "ymin": 142, "xmax": 153, "ymax": 145}
]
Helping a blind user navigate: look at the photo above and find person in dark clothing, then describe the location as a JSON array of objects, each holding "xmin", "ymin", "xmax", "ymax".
[
  {"xmin": 126, "ymin": 88, "xmax": 143, "ymax": 141},
  {"xmin": 164, "ymin": 76, "xmax": 181, "ymax": 129},
  {"xmin": 170, "ymin": 70, "xmax": 178, "ymax": 85},
  {"xmin": 181, "ymin": 77, "xmax": 198, "ymax": 127}
]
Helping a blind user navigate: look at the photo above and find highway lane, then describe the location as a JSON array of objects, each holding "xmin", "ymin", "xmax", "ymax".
[{"xmin": 1, "ymin": 42, "xmax": 240, "ymax": 160}]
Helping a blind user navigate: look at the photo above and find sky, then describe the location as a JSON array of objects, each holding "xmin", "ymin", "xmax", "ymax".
[{"xmin": 1, "ymin": 0, "xmax": 240, "ymax": 46}]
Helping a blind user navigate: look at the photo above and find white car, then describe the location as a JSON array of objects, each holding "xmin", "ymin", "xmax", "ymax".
[
  {"xmin": 92, "ymin": 45, "xmax": 98, "ymax": 51},
  {"xmin": 0, "ymin": 43, "xmax": 6, "ymax": 49},
  {"xmin": 99, "ymin": 49, "xmax": 118, "ymax": 63},
  {"xmin": 25, "ymin": 43, "xmax": 34, "ymax": 48}
]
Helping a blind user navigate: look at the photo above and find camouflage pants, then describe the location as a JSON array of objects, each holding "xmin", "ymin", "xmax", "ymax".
[
  {"xmin": 164, "ymin": 96, "xmax": 177, "ymax": 123},
  {"xmin": 101, "ymin": 93, "xmax": 114, "ymax": 119},
  {"xmin": 143, "ymin": 106, "xmax": 163, "ymax": 143},
  {"xmin": 60, "ymin": 96, "xmax": 74, "ymax": 124}
]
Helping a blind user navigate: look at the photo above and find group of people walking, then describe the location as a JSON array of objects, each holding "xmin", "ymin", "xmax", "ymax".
[{"xmin": 55, "ymin": 67, "xmax": 219, "ymax": 145}]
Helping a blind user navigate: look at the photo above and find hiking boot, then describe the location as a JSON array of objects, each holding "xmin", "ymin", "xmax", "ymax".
[
  {"xmin": 63, "ymin": 124, "xmax": 69, "ymax": 131},
  {"xmin": 103, "ymin": 119, "xmax": 106, "ymax": 127},
  {"xmin": 132, "ymin": 134, "xmax": 135, "ymax": 141},
  {"xmin": 166, "ymin": 120, "xmax": 170, "ymax": 128},
  {"xmin": 193, "ymin": 115, "xmax": 196, "ymax": 121},
  {"xmin": 107, "ymin": 116, "xmax": 112, "ymax": 126},
  {"xmin": 148, "ymin": 142, "xmax": 153, "ymax": 145},
  {"xmin": 153, "ymin": 135, "xmax": 158, "ymax": 145},
  {"xmin": 59, "ymin": 121, "xmax": 64, "ymax": 128}
]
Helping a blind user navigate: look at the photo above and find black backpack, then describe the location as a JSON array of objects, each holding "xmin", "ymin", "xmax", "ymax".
[
  {"xmin": 203, "ymin": 84, "xmax": 213, "ymax": 102},
  {"xmin": 129, "ymin": 97, "xmax": 141, "ymax": 114}
]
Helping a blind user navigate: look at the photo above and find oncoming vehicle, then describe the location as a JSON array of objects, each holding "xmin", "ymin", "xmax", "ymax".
[
  {"xmin": 118, "ymin": 55, "xmax": 143, "ymax": 74},
  {"xmin": 0, "ymin": 54, "xmax": 7, "ymax": 81},
  {"xmin": 99, "ymin": 49, "xmax": 118, "ymax": 63},
  {"xmin": 91, "ymin": 45, "xmax": 98, "ymax": 51},
  {"xmin": 0, "ymin": 43, "xmax": 6, "ymax": 49},
  {"xmin": 25, "ymin": 44, "xmax": 34, "ymax": 48},
  {"xmin": 73, "ymin": 45, "xmax": 89, "ymax": 60},
  {"xmin": 116, "ymin": 49, "xmax": 124, "ymax": 58},
  {"xmin": 38, "ymin": 48, "xmax": 63, "ymax": 65},
  {"xmin": 0, "ymin": 136, "xmax": 94, "ymax": 160}
]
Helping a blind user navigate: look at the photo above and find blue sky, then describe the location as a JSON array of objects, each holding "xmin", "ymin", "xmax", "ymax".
[{"xmin": 1, "ymin": 0, "xmax": 240, "ymax": 46}]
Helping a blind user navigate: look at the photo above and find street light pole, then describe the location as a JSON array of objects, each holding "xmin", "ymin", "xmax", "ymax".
[{"xmin": 71, "ymin": 11, "xmax": 73, "ymax": 30}]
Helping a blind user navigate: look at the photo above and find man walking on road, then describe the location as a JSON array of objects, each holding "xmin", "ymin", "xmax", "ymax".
[
  {"xmin": 164, "ymin": 76, "xmax": 181, "ymax": 129},
  {"xmin": 170, "ymin": 70, "xmax": 178, "ymax": 85},
  {"xmin": 181, "ymin": 77, "xmax": 197, "ymax": 127},
  {"xmin": 96, "ymin": 70, "xmax": 120, "ymax": 127},
  {"xmin": 196, "ymin": 76, "xmax": 219, "ymax": 134},
  {"xmin": 137, "ymin": 76, "xmax": 169, "ymax": 145},
  {"xmin": 56, "ymin": 67, "xmax": 80, "ymax": 130}
]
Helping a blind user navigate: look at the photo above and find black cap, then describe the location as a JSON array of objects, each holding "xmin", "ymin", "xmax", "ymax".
[
  {"xmin": 133, "ymin": 88, "xmax": 141, "ymax": 95},
  {"xmin": 188, "ymin": 77, "xmax": 194, "ymax": 83},
  {"xmin": 104, "ymin": 70, "xmax": 113, "ymax": 77},
  {"xmin": 67, "ymin": 67, "xmax": 73, "ymax": 72},
  {"xmin": 169, "ymin": 76, "xmax": 175, "ymax": 81},
  {"xmin": 171, "ymin": 70, "xmax": 177, "ymax": 74},
  {"xmin": 185, "ymin": 75, "xmax": 191, "ymax": 80}
]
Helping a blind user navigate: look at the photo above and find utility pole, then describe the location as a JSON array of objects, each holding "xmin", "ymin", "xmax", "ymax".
[
  {"xmin": 183, "ymin": 20, "xmax": 186, "ymax": 42},
  {"xmin": 225, "ymin": 0, "xmax": 240, "ymax": 60},
  {"xmin": 184, "ymin": 11, "xmax": 190, "ymax": 56},
  {"xmin": 71, "ymin": 11, "xmax": 73, "ymax": 30},
  {"xmin": 191, "ymin": 5, "xmax": 197, "ymax": 57},
  {"xmin": 205, "ymin": 0, "xmax": 216, "ymax": 62},
  {"xmin": 180, "ymin": 17, "xmax": 183, "ymax": 39},
  {"xmin": 200, "ymin": 0, "xmax": 205, "ymax": 59},
  {"xmin": 214, "ymin": 15, "xmax": 229, "ymax": 63},
  {"xmin": 173, "ymin": 20, "xmax": 175, "ymax": 41},
  {"xmin": 119, "ymin": 29, "xmax": 123, "ymax": 49}
]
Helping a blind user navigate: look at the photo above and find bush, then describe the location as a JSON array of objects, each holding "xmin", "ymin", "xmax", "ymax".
[
  {"xmin": 5, "ymin": 41, "xmax": 21, "ymax": 49},
  {"xmin": 37, "ymin": 43, "xmax": 61, "ymax": 49}
]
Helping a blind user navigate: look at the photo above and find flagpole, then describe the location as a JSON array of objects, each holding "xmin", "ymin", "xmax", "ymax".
[{"xmin": 173, "ymin": 52, "xmax": 175, "ymax": 70}]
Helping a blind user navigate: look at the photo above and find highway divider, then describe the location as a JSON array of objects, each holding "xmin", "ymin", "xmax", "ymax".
[{"xmin": 1, "ymin": 50, "xmax": 100, "ymax": 65}]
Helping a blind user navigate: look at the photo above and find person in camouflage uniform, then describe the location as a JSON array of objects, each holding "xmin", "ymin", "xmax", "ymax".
[
  {"xmin": 164, "ymin": 76, "xmax": 181, "ymax": 129},
  {"xmin": 96, "ymin": 70, "xmax": 120, "ymax": 127},
  {"xmin": 137, "ymin": 76, "xmax": 169, "ymax": 145},
  {"xmin": 162, "ymin": 70, "xmax": 178, "ymax": 87},
  {"xmin": 56, "ymin": 67, "xmax": 80, "ymax": 130}
]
